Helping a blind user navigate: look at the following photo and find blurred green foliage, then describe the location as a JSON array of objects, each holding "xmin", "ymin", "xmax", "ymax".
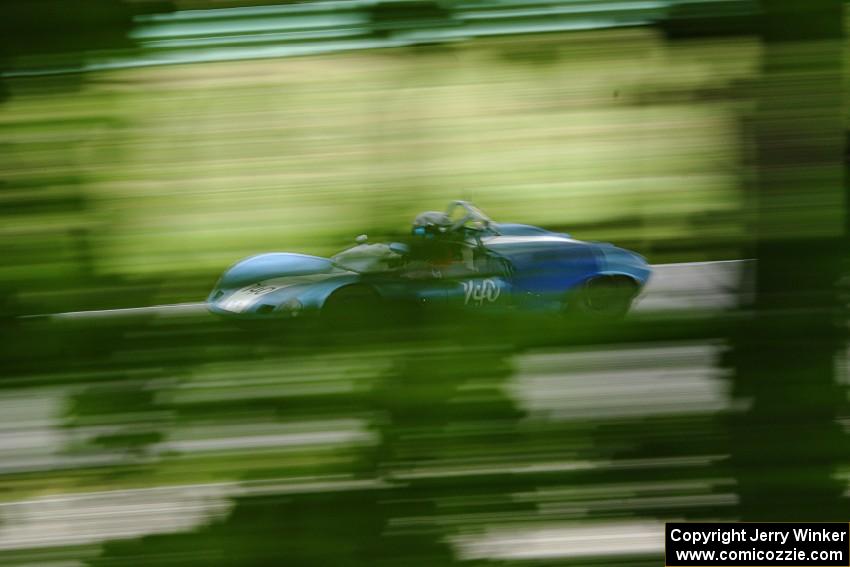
[
  {"xmin": 0, "ymin": 0, "xmax": 848, "ymax": 565},
  {"xmin": 2, "ymin": 28, "xmax": 756, "ymax": 314}
]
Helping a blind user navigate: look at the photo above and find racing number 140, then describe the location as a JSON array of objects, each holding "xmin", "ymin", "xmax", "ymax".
[{"xmin": 462, "ymin": 279, "xmax": 501, "ymax": 306}]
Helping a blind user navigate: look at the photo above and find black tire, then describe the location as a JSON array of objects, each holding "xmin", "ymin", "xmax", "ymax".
[
  {"xmin": 565, "ymin": 276, "xmax": 638, "ymax": 319},
  {"xmin": 322, "ymin": 285, "xmax": 384, "ymax": 330}
]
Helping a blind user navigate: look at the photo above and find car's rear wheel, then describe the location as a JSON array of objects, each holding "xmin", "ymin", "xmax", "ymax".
[
  {"xmin": 565, "ymin": 276, "xmax": 638, "ymax": 319},
  {"xmin": 323, "ymin": 285, "xmax": 384, "ymax": 330}
]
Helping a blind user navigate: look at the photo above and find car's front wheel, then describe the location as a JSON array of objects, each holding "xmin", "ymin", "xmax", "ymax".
[
  {"xmin": 565, "ymin": 276, "xmax": 638, "ymax": 319},
  {"xmin": 323, "ymin": 285, "xmax": 384, "ymax": 330}
]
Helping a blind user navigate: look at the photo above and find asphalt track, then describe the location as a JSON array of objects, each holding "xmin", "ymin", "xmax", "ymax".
[{"xmin": 29, "ymin": 259, "xmax": 754, "ymax": 321}]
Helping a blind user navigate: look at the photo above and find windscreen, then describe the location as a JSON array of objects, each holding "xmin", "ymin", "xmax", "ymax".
[{"xmin": 331, "ymin": 243, "xmax": 404, "ymax": 273}]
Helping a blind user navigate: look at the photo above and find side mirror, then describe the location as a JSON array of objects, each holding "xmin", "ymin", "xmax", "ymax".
[{"xmin": 355, "ymin": 234, "xmax": 368, "ymax": 244}]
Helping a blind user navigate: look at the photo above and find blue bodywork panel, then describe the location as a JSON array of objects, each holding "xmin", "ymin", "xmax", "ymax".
[
  {"xmin": 207, "ymin": 206, "xmax": 651, "ymax": 322},
  {"xmin": 492, "ymin": 223, "xmax": 569, "ymax": 238},
  {"xmin": 218, "ymin": 253, "xmax": 334, "ymax": 288},
  {"xmin": 208, "ymin": 253, "xmax": 358, "ymax": 319}
]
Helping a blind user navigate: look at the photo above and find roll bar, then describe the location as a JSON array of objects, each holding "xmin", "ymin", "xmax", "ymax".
[{"xmin": 446, "ymin": 200, "xmax": 497, "ymax": 233}]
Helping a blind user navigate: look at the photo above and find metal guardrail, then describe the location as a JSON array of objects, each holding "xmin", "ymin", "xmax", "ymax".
[{"xmin": 6, "ymin": 0, "xmax": 667, "ymax": 76}]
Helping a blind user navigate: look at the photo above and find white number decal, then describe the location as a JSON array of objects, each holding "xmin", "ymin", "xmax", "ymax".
[
  {"xmin": 244, "ymin": 284, "xmax": 277, "ymax": 296},
  {"xmin": 462, "ymin": 279, "xmax": 501, "ymax": 306}
]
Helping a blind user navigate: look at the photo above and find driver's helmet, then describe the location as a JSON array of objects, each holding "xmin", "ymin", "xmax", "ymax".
[{"xmin": 412, "ymin": 211, "xmax": 451, "ymax": 239}]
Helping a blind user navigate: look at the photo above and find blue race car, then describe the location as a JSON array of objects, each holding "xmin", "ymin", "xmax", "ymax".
[{"xmin": 207, "ymin": 201, "xmax": 650, "ymax": 325}]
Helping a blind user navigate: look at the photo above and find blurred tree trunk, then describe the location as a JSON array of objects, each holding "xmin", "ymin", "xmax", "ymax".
[{"xmin": 728, "ymin": 0, "xmax": 848, "ymax": 520}]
